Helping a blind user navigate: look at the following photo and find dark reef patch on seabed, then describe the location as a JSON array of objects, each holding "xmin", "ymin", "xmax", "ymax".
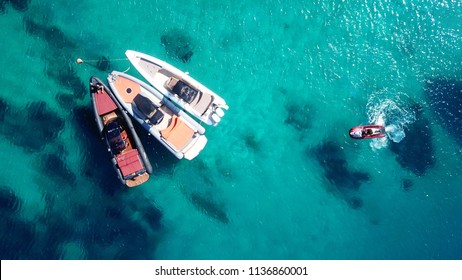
[
  {"xmin": 0, "ymin": 97, "xmax": 8, "ymax": 121},
  {"xmin": 0, "ymin": 218, "xmax": 35, "ymax": 259},
  {"xmin": 311, "ymin": 141, "xmax": 370, "ymax": 190},
  {"xmin": 309, "ymin": 141, "xmax": 370, "ymax": 209},
  {"xmin": 176, "ymin": 159, "xmax": 230, "ymax": 223},
  {"xmin": 425, "ymin": 77, "xmax": 462, "ymax": 145},
  {"xmin": 105, "ymin": 205, "xmax": 123, "ymax": 220},
  {"xmin": 0, "ymin": 99, "xmax": 65, "ymax": 152},
  {"xmin": 0, "ymin": 186, "xmax": 22, "ymax": 215},
  {"xmin": 0, "ymin": 1, "xmax": 6, "ymax": 14},
  {"xmin": 138, "ymin": 201, "xmax": 164, "ymax": 231},
  {"xmin": 389, "ymin": 104, "xmax": 435, "ymax": 176},
  {"xmin": 56, "ymin": 92, "xmax": 76, "ymax": 110},
  {"xmin": 40, "ymin": 153, "xmax": 77, "ymax": 186},
  {"xmin": 190, "ymin": 192, "xmax": 230, "ymax": 224},
  {"xmin": 161, "ymin": 29, "xmax": 194, "ymax": 63},
  {"xmin": 22, "ymin": 16, "xmax": 86, "ymax": 99},
  {"xmin": 243, "ymin": 132, "xmax": 261, "ymax": 152},
  {"xmin": 23, "ymin": 16, "xmax": 75, "ymax": 50},
  {"xmin": 193, "ymin": 159, "xmax": 218, "ymax": 189},
  {"xmin": 46, "ymin": 63, "xmax": 86, "ymax": 99},
  {"xmin": 348, "ymin": 197, "xmax": 363, "ymax": 210},
  {"xmin": 214, "ymin": 157, "xmax": 235, "ymax": 181},
  {"xmin": 9, "ymin": 0, "xmax": 30, "ymax": 12},
  {"xmin": 96, "ymin": 56, "xmax": 112, "ymax": 72},
  {"xmin": 26, "ymin": 100, "xmax": 65, "ymax": 142},
  {"xmin": 0, "ymin": 0, "xmax": 30, "ymax": 14},
  {"xmin": 401, "ymin": 178, "xmax": 414, "ymax": 191},
  {"xmin": 82, "ymin": 205, "xmax": 156, "ymax": 259},
  {"xmin": 37, "ymin": 215, "xmax": 76, "ymax": 259},
  {"xmin": 285, "ymin": 103, "xmax": 312, "ymax": 132}
]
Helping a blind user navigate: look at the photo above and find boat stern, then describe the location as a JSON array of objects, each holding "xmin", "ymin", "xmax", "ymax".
[
  {"xmin": 183, "ymin": 134, "xmax": 208, "ymax": 160},
  {"xmin": 125, "ymin": 172, "xmax": 150, "ymax": 187}
]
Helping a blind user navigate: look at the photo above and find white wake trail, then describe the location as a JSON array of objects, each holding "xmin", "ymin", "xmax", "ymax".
[{"xmin": 366, "ymin": 90, "xmax": 416, "ymax": 150}]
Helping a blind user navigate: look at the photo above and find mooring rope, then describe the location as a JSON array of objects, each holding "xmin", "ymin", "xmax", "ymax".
[{"xmin": 76, "ymin": 57, "xmax": 128, "ymax": 64}]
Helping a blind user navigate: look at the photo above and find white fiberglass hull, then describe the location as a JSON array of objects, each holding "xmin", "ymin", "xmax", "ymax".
[{"xmin": 126, "ymin": 50, "xmax": 228, "ymax": 126}]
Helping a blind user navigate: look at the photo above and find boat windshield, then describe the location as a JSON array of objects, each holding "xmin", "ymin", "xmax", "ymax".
[
  {"xmin": 105, "ymin": 120, "xmax": 126, "ymax": 154},
  {"xmin": 172, "ymin": 80, "xmax": 198, "ymax": 103}
]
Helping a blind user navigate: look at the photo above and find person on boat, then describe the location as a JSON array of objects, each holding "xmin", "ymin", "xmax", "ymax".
[
  {"xmin": 90, "ymin": 83, "xmax": 103, "ymax": 92},
  {"xmin": 351, "ymin": 129, "xmax": 363, "ymax": 138}
]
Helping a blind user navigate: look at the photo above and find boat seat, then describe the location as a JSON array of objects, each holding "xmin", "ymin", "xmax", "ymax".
[
  {"xmin": 104, "ymin": 120, "xmax": 127, "ymax": 154},
  {"xmin": 165, "ymin": 77, "xmax": 179, "ymax": 91},
  {"xmin": 148, "ymin": 110, "xmax": 164, "ymax": 125},
  {"xmin": 133, "ymin": 94, "xmax": 164, "ymax": 125},
  {"xmin": 116, "ymin": 149, "xmax": 144, "ymax": 178},
  {"xmin": 190, "ymin": 91, "xmax": 214, "ymax": 116},
  {"xmin": 103, "ymin": 112, "xmax": 118, "ymax": 125},
  {"xmin": 160, "ymin": 115, "xmax": 195, "ymax": 150}
]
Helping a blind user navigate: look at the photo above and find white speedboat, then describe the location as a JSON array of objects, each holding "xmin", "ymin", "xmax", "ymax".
[
  {"xmin": 125, "ymin": 50, "xmax": 228, "ymax": 126},
  {"xmin": 107, "ymin": 71, "xmax": 207, "ymax": 160}
]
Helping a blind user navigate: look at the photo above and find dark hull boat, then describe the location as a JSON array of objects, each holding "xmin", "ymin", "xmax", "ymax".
[
  {"xmin": 90, "ymin": 77, "xmax": 153, "ymax": 187},
  {"xmin": 349, "ymin": 125, "xmax": 386, "ymax": 139}
]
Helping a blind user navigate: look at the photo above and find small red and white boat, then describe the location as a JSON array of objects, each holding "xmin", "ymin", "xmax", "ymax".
[{"xmin": 349, "ymin": 125, "xmax": 386, "ymax": 139}]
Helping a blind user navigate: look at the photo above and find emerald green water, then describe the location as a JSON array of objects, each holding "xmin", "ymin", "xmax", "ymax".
[{"xmin": 1, "ymin": 0, "xmax": 461, "ymax": 259}]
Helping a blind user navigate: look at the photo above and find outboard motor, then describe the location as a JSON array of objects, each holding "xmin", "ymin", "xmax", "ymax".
[
  {"xmin": 215, "ymin": 107, "xmax": 225, "ymax": 117},
  {"xmin": 211, "ymin": 113, "xmax": 221, "ymax": 125}
]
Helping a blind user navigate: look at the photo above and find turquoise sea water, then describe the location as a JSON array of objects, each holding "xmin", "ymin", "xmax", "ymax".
[{"xmin": 1, "ymin": 0, "xmax": 461, "ymax": 260}]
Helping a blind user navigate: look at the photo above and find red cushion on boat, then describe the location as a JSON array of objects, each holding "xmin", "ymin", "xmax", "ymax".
[
  {"xmin": 95, "ymin": 90, "xmax": 118, "ymax": 115},
  {"xmin": 116, "ymin": 149, "xmax": 144, "ymax": 177}
]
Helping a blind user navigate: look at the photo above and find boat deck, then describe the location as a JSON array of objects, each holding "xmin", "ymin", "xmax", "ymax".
[
  {"xmin": 162, "ymin": 74, "xmax": 213, "ymax": 116},
  {"xmin": 125, "ymin": 172, "xmax": 150, "ymax": 187},
  {"xmin": 112, "ymin": 75, "xmax": 143, "ymax": 103},
  {"xmin": 127, "ymin": 50, "xmax": 228, "ymax": 126},
  {"xmin": 160, "ymin": 115, "xmax": 195, "ymax": 150},
  {"xmin": 95, "ymin": 87, "xmax": 118, "ymax": 115}
]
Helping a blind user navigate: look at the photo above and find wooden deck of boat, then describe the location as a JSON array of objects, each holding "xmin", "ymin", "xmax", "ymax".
[
  {"xmin": 102, "ymin": 111, "xmax": 118, "ymax": 125},
  {"xmin": 125, "ymin": 172, "xmax": 150, "ymax": 187}
]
